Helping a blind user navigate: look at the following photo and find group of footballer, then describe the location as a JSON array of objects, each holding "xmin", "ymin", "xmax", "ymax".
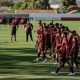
[
  {"xmin": 7, "ymin": 18, "xmax": 80, "ymax": 76},
  {"xmin": 34, "ymin": 20, "xmax": 80, "ymax": 76}
]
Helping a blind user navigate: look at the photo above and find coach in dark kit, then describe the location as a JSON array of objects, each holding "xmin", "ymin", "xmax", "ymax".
[
  {"xmin": 24, "ymin": 20, "xmax": 33, "ymax": 42},
  {"xmin": 10, "ymin": 19, "xmax": 19, "ymax": 41}
]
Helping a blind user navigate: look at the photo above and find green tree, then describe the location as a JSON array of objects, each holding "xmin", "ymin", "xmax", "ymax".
[
  {"xmin": 57, "ymin": 0, "xmax": 78, "ymax": 13},
  {"xmin": 12, "ymin": 0, "xmax": 51, "ymax": 10},
  {"xmin": 60, "ymin": 0, "xmax": 78, "ymax": 12},
  {"xmin": 22, "ymin": 0, "xmax": 50, "ymax": 9},
  {"xmin": 20, "ymin": 2, "xmax": 27, "ymax": 9},
  {"xmin": 40, "ymin": 0, "xmax": 50, "ymax": 9},
  {"xmin": 63, "ymin": 0, "xmax": 77, "ymax": 7},
  {"xmin": 12, "ymin": 2, "xmax": 22, "ymax": 10},
  {"xmin": 35, "ymin": 0, "xmax": 42, "ymax": 9}
]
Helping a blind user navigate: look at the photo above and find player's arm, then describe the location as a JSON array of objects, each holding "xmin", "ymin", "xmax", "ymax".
[
  {"xmin": 37, "ymin": 35, "xmax": 43, "ymax": 44},
  {"xmin": 9, "ymin": 23, "xmax": 12, "ymax": 30},
  {"xmin": 66, "ymin": 44, "xmax": 68, "ymax": 53},
  {"xmin": 31, "ymin": 23, "xmax": 33, "ymax": 30},
  {"xmin": 78, "ymin": 35, "xmax": 80, "ymax": 45},
  {"xmin": 70, "ymin": 39, "xmax": 75, "ymax": 52},
  {"xmin": 38, "ymin": 38, "xmax": 42, "ymax": 44},
  {"xmin": 24, "ymin": 24, "xmax": 26, "ymax": 28},
  {"xmin": 17, "ymin": 24, "xmax": 19, "ymax": 30},
  {"xmin": 79, "ymin": 36, "xmax": 80, "ymax": 46}
]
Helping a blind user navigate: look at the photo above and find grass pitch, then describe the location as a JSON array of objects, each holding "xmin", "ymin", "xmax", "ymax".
[{"xmin": 0, "ymin": 21, "xmax": 80, "ymax": 80}]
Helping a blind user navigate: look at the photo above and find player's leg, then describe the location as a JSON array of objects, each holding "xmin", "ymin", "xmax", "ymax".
[
  {"xmin": 33, "ymin": 47, "xmax": 41, "ymax": 62},
  {"xmin": 26, "ymin": 32, "xmax": 28, "ymax": 42},
  {"xmin": 51, "ymin": 55, "xmax": 63, "ymax": 75},
  {"xmin": 67, "ymin": 55, "xmax": 75, "ymax": 76},
  {"xmin": 48, "ymin": 48, "xmax": 53, "ymax": 58},
  {"xmin": 14, "ymin": 31, "xmax": 16, "ymax": 41},
  {"xmin": 51, "ymin": 48, "xmax": 57, "ymax": 61},
  {"xmin": 14, "ymin": 34, "xmax": 16, "ymax": 41},
  {"xmin": 47, "ymin": 41, "xmax": 52, "ymax": 58},
  {"xmin": 52, "ymin": 51, "xmax": 58, "ymax": 64},
  {"xmin": 73, "ymin": 54, "xmax": 80, "ymax": 68},
  {"xmin": 11, "ymin": 35, "xmax": 13, "ymax": 41},
  {"xmin": 42, "ymin": 52, "xmax": 47, "ymax": 62},
  {"xmin": 11, "ymin": 30, "xmax": 13, "ymax": 41},
  {"xmin": 56, "ymin": 55, "xmax": 66, "ymax": 72},
  {"xmin": 42, "ymin": 46, "xmax": 47, "ymax": 62},
  {"xmin": 30, "ymin": 33, "xmax": 33, "ymax": 41}
]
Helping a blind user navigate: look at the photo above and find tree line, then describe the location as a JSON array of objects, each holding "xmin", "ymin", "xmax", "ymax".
[
  {"xmin": 58, "ymin": 0, "xmax": 78, "ymax": 13},
  {"xmin": 12, "ymin": 0, "xmax": 51, "ymax": 10},
  {"xmin": 0, "ymin": 0, "xmax": 78, "ymax": 13}
]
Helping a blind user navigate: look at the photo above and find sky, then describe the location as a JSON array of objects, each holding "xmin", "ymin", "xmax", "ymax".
[{"xmin": 13, "ymin": 0, "xmax": 24, "ymax": 3}]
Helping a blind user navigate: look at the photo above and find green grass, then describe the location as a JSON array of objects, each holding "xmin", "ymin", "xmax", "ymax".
[{"xmin": 0, "ymin": 21, "xmax": 80, "ymax": 80}]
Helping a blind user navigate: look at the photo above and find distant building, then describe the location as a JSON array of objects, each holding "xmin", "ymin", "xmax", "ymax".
[
  {"xmin": 0, "ymin": 0, "xmax": 24, "ymax": 4},
  {"xmin": 49, "ymin": 0, "xmax": 62, "ymax": 9},
  {"xmin": 76, "ymin": 0, "xmax": 80, "ymax": 7},
  {"xmin": 0, "ymin": 0, "xmax": 12, "ymax": 3}
]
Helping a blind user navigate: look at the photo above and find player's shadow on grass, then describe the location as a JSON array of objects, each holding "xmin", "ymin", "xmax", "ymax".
[
  {"xmin": 0, "ymin": 48, "xmax": 37, "ymax": 66},
  {"xmin": 0, "ymin": 47, "xmax": 54, "ymax": 75},
  {"xmin": 0, "ymin": 41, "xmax": 12, "ymax": 44},
  {"xmin": 0, "ymin": 48, "xmax": 80, "ymax": 77},
  {"xmin": 0, "ymin": 48, "xmax": 37, "ymax": 54}
]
